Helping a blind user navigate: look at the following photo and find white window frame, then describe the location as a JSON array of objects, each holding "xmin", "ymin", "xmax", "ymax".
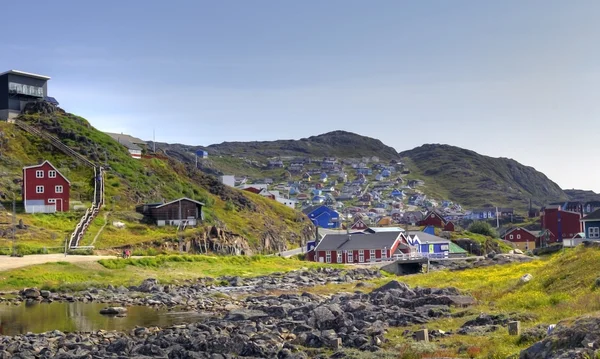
[
  {"xmin": 359, "ymin": 250, "xmax": 364, "ymax": 263},
  {"xmin": 336, "ymin": 251, "xmax": 342, "ymax": 263},
  {"xmin": 325, "ymin": 251, "xmax": 331, "ymax": 263},
  {"xmin": 55, "ymin": 185, "xmax": 63, "ymax": 194},
  {"xmin": 36, "ymin": 170, "xmax": 44, "ymax": 178},
  {"xmin": 36, "ymin": 185, "xmax": 44, "ymax": 194},
  {"xmin": 48, "ymin": 170, "xmax": 57, "ymax": 178},
  {"xmin": 348, "ymin": 251, "xmax": 354, "ymax": 263},
  {"xmin": 370, "ymin": 249, "xmax": 375, "ymax": 260},
  {"xmin": 48, "ymin": 199, "xmax": 56, "ymax": 204},
  {"xmin": 590, "ymin": 227, "xmax": 600, "ymax": 239},
  {"xmin": 382, "ymin": 248, "xmax": 387, "ymax": 260},
  {"xmin": 517, "ymin": 234, "xmax": 521, "ymax": 240},
  {"xmin": 509, "ymin": 234, "xmax": 514, "ymax": 239}
]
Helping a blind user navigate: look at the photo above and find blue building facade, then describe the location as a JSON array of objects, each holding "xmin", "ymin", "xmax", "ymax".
[
  {"xmin": 582, "ymin": 209, "xmax": 600, "ymax": 240},
  {"xmin": 305, "ymin": 205, "xmax": 340, "ymax": 228}
]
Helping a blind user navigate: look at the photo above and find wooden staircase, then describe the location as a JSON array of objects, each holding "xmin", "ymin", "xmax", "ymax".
[{"xmin": 14, "ymin": 119, "xmax": 104, "ymax": 249}]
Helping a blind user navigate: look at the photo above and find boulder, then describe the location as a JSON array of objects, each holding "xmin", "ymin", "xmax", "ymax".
[
  {"xmin": 230, "ymin": 276, "xmax": 244, "ymax": 287},
  {"xmin": 520, "ymin": 274, "xmax": 533, "ymax": 284},
  {"xmin": 138, "ymin": 278, "xmax": 160, "ymax": 292},
  {"xmin": 22, "ymin": 288, "xmax": 40, "ymax": 299},
  {"xmin": 224, "ymin": 309, "xmax": 268, "ymax": 321},
  {"xmin": 100, "ymin": 307, "xmax": 128, "ymax": 315}
]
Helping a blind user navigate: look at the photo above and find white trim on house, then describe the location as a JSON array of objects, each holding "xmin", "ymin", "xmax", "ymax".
[
  {"xmin": 48, "ymin": 170, "xmax": 57, "ymax": 178},
  {"xmin": 155, "ymin": 197, "xmax": 205, "ymax": 208},
  {"xmin": 55, "ymin": 185, "xmax": 63, "ymax": 194},
  {"xmin": 0, "ymin": 69, "xmax": 51, "ymax": 80},
  {"xmin": 23, "ymin": 161, "xmax": 71, "ymax": 184},
  {"xmin": 589, "ymin": 227, "xmax": 600, "ymax": 239},
  {"xmin": 36, "ymin": 185, "xmax": 44, "ymax": 193}
]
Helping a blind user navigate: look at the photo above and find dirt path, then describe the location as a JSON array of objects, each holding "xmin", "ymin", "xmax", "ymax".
[
  {"xmin": 90, "ymin": 211, "xmax": 110, "ymax": 246},
  {"xmin": 0, "ymin": 254, "xmax": 115, "ymax": 271}
]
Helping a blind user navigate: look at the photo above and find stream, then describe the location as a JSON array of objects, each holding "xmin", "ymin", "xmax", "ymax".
[{"xmin": 0, "ymin": 302, "xmax": 209, "ymax": 336}]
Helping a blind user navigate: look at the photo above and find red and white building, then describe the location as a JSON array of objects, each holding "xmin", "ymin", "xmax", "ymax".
[
  {"xmin": 23, "ymin": 161, "xmax": 70, "ymax": 213},
  {"xmin": 418, "ymin": 210, "xmax": 456, "ymax": 232},
  {"xmin": 307, "ymin": 231, "xmax": 409, "ymax": 264},
  {"xmin": 503, "ymin": 227, "xmax": 538, "ymax": 250}
]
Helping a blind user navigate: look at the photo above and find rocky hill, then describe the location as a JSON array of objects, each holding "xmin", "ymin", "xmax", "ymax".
[
  {"xmin": 194, "ymin": 130, "xmax": 400, "ymax": 161},
  {"xmin": 400, "ymin": 144, "xmax": 568, "ymax": 210},
  {"xmin": 564, "ymin": 189, "xmax": 600, "ymax": 202},
  {"xmin": 0, "ymin": 108, "xmax": 314, "ymax": 254}
]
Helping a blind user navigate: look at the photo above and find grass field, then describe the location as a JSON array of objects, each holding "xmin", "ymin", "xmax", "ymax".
[{"xmin": 0, "ymin": 255, "xmax": 339, "ymax": 291}]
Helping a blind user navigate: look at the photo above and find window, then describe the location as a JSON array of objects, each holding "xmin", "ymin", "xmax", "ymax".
[
  {"xmin": 36, "ymin": 185, "xmax": 44, "ymax": 193},
  {"xmin": 336, "ymin": 251, "xmax": 342, "ymax": 263},
  {"xmin": 48, "ymin": 199, "xmax": 56, "ymax": 204},
  {"xmin": 381, "ymin": 248, "xmax": 387, "ymax": 259},
  {"xmin": 517, "ymin": 234, "xmax": 521, "ymax": 240},
  {"xmin": 36, "ymin": 170, "xmax": 44, "ymax": 178},
  {"xmin": 359, "ymin": 250, "xmax": 364, "ymax": 263},
  {"xmin": 325, "ymin": 251, "xmax": 331, "ymax": 263},
  {"xmin": 370, "ymin": 249, "xmax": 375, "ymax": 260},
  {"xmin": 348, "ymin": 251, "xmax": 354, "ymax": 263},
  {"xmin": 48, "ymin": 170, "xmax": 57, "ymax": 178},
  {"xmin": 441, "ymin": 244, "xmax": 449, "ymax": 250},
  {"xmin": 509, "ymin": 234, "xmax": 514, "ymax": 239},
  {"xmin": 55, "ymin": 185, "xmax": 63, "ymax": 193},
  {"xmin": 590, "ymin": 227, "xmax": 600, "ymax": 239}
]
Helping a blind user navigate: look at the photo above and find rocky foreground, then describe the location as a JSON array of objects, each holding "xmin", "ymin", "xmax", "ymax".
[{"xmin": 0, "ymin": 267, "xmax": 478, "ymax": 358}]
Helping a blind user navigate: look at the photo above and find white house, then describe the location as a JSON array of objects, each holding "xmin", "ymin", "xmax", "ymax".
[
  {"xmin": 220, "ymin": 175, "xmax": 236, "ymax": 187},
  {"xmin": 276, "ymin": 197, "xmax": 297, "ymax": 209}
]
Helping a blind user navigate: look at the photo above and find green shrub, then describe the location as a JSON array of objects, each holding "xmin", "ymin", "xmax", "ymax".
[{"xmin": 468, "ymin": 221, "xmax": 498, "ymax": 238}]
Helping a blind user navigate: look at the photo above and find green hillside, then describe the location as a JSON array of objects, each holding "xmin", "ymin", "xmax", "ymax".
[
  {"xmin": 400, "ymin": 144, "xmax": 568, "ymax": 210},
  {"xmin": 0, "ymin": 110, "xmax": 313, "ymax": 253}
]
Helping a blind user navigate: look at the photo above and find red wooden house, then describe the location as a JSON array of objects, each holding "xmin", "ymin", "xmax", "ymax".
[
  {"xmin": 418, "ymin": 210, "xmax": 455, "ymax": 232},
  {"xmin": 307, "ymin": 231, "xmax": 409, "ymax": 264},
  {"xmin": 503, "ymin": 227, "xmax": 537, "ymax": 250},
  {"xmin": 540, "ymin": 206, "xmax": 582, "ymax": 243},
  {"xmin": 350, "ymin": 218, "xmax": 368, "ymax": 231},
  {"xmin": 23, "ymin": 160, "xmax": 70, "ymax": 213}
]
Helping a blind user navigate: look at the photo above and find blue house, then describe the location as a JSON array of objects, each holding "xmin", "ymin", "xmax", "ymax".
[
  {"xmin": 303, "ymin": 205, "xmax": 341, "ymax": 228},
  {"xmin": 195, "ymin": 150, "xmax": 209, "ymax": 159},
  {"xmin": 320, "ymin": 172, "xmax": 328, "ymax": 182},
  {"xmin": 381, "ymin": 169, "xmax": 391, "ymax": 177},
  {"xmin": 581, "ymin": 209, "xmax": 600, "ymax": 240},
  {"xmin": 406, "ymin": 231, "xmax": 450, "ymax": 257},
  {"xmin": 356, "ymin": 168, "xmax": 373, "ymax": 176},
  {"xmin": 312, "ymin": 195, "xmax": 325, "ymax": 204},
  {"xmin": 391, "ymin": 189, "xmax": 404, "ymax": 198}
]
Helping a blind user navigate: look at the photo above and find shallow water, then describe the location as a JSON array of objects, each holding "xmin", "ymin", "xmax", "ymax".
[{"xmin": 0, "ymin": 302, "xmax": 209, "ymax": 335}]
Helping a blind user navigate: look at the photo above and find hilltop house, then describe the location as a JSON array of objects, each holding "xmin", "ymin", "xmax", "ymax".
[
  {"xmin": 268, "ymin": 160, "xmax": 284, "ymax": 169},
  {"xmin": 303, "ymin": 205, "xmax": 340, "ymax": 228},
  {"xmin": 1, "ymin": 69, "xmax": 50, "ymax": 121},
  {"xmin": 136, "ymin": 197, "xmax": 204, "ymax": 227},
  {"xmin": 105, "ymin": 132, "xmax": 145, "ymax": 159},
  {"xmin": 23, "ymin": 160, "xmax": 70, "ymax": 213}
]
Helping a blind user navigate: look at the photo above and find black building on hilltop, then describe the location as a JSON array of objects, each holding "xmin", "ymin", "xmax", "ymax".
[{"xmin": 0, "ymin": 70, "xmax": 50, "ymax": 121}]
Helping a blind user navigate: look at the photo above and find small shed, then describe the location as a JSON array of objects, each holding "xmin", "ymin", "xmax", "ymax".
[{"xmin": 136, "ymin": 197, "xmax": 204, "ymax": 227}]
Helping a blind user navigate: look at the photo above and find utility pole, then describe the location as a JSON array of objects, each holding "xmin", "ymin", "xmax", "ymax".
[
  {"xmin": 11, "ymin": 196, "xmax": 16, "ymax": 257},
  {"xmin": 178, "ymin": 200, "xmax": 183, "ymax": 253}
]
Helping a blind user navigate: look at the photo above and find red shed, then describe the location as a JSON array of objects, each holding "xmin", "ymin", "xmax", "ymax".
[
  {"xmin": 23, "ymin": 160, "xmax": 70, "ymax": 213},
  {"xmin": 443, "ymin": 221, "xmax": 456, "ymax": 232},
  {"xmin": 350, "ymin": 219, "xmax": 368, "ymax": 231},
  {"xmin": 418, "ymin": 211, "xmax": 454, "ymax": 232},
  {"xmin": 540, "ymin": 206, "xmax": 582, "ymax": 243},
  {"xmin": 503, "ymin": 227, "xmax": 537, "ymax": 250}
]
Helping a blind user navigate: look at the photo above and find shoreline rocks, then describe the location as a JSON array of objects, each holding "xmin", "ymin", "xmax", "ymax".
[{"xmin": 0, "ymin": 275, "xmax": 478, "ymax": 358}]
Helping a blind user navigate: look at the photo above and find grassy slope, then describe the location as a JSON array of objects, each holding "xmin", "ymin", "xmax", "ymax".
[
  {"xmin": 0, "ymin": 113, "xmax": 312, "ymax": 252},
  {"xmin": 388, "ymin": 246, "xmax": 600, "ymax": 358},
  {"xmin": 400, "ymin": 144, "xmax": 568, "ymax": 211},
  {"xmin": 0, "ymin": 255, "xmax": 338, "ymax": 291}
]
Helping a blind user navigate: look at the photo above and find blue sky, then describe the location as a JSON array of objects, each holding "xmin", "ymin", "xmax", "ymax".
[{"xmin": 2, "ymin": 1, "xmax": 599, "ymax": 192}]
